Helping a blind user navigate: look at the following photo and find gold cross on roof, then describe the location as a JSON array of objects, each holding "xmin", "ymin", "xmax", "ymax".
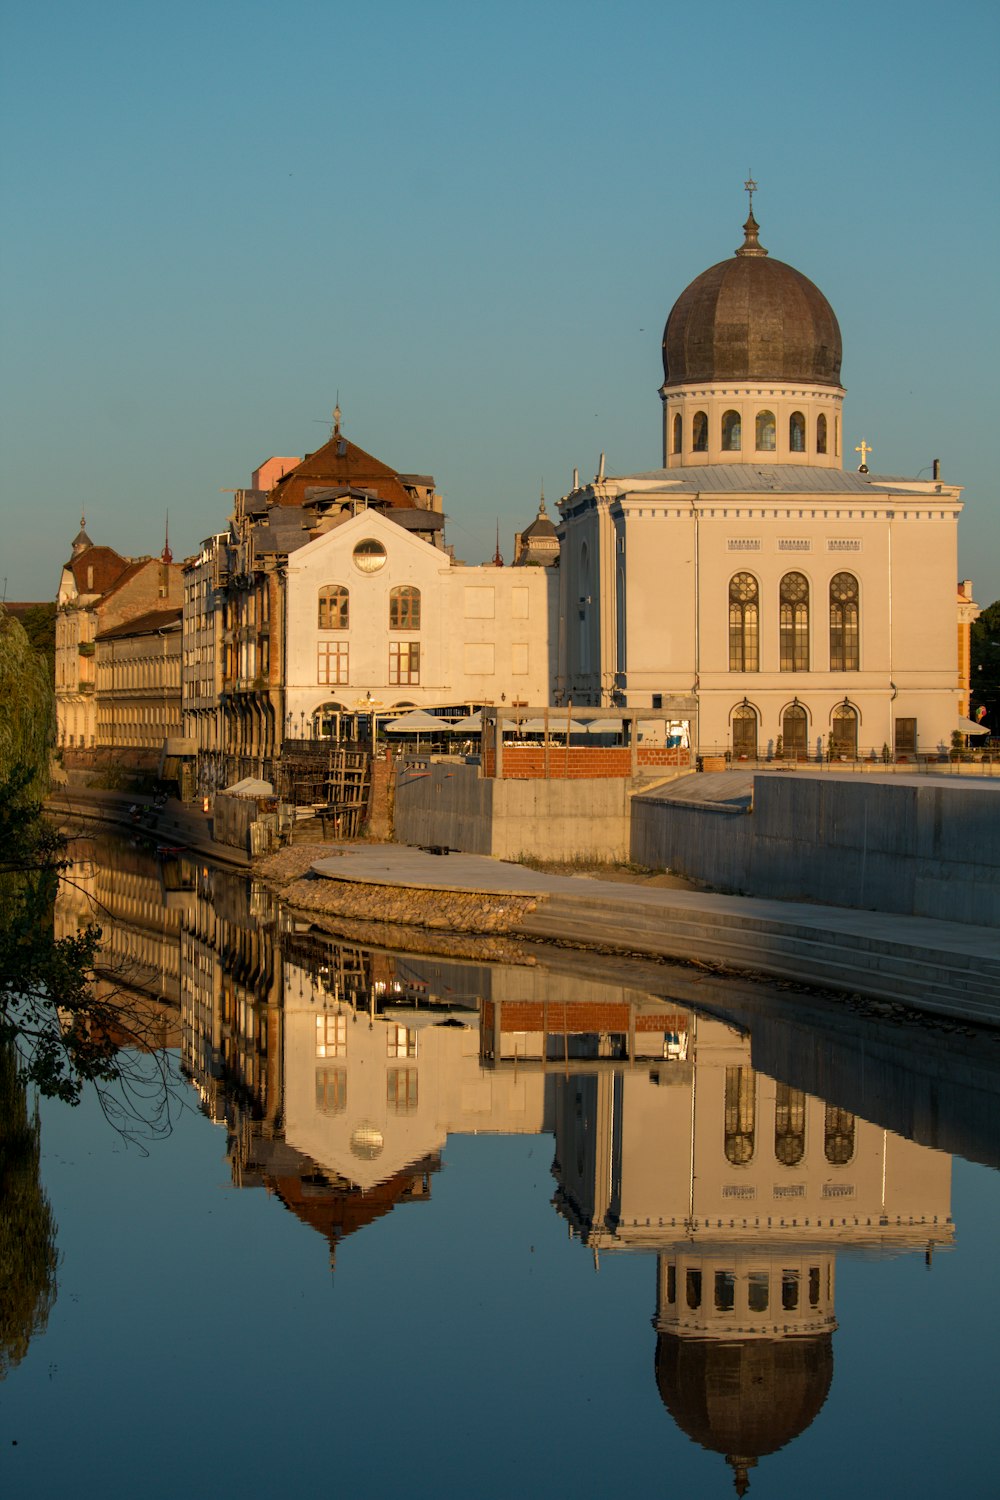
[{"xmin": 855, "ymin": 439, "xmax": 873, "ymax": 466}]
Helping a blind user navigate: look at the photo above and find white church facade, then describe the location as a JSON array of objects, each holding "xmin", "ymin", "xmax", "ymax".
[{"xmin": 556, "ymin": 204, "xmax": 967, "ymax": 761}]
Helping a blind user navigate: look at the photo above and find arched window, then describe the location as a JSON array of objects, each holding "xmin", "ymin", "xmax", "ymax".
[
  {"xmin": 672, "ymin": 412, "xmax": 682, "ymax": 454},
  {"xmin": 816, "ymin": 413, "xmax": 828, "ymax": 454},
  {"xmin": 318, "ymin": 585, "xmax": 349, "ymax": 629},
  {"xmin": 779, "ymin": 573, "xmax": 810, "ymax": 672},
  {"xmin": 755, "ymin": 410, "xmax": 776, "ymax": 451},
  {"xmin": 789, "ymin": 411, "xmax": 806, "ymax": 452},
  {"xmin": 729, "ymin": 574, "xmax": 759, "ymax": 672},
  {"xmin": 831, "ymin": 703, "xmax": 858, "ymax": 758},
  {"xmin": 686, "ymin": 1270, "xmax": 702, "ymax": 1309},
  {"xmin": 774, "ymin": 1083, "xmax": 806, "ymax": 1165},
  {"xmin": 732, "ymin": 702, "xmax": 758, "ymax": 759},
  {"xmin": 724, "ymin": 1065, "xmax": 755, "ymax": 1164},
  {"xmin": 389, "ymin": 585, "xmax": 421, "ymax": 629},
  {"xmin": 824, "ymin": 1106, "xmax": 856, "ymax": 1165},
  {"xmin": 782, "ymin": 701, "xmax": 808, "ymax": 758},
  {"xmin": 721, "ymin": 409, "xmax": 742, "ymax": 452},
  {"xmin": 829, "ymin": 572, "xmax": 859, "ymax": 671},
  {"xmin": 827, "ymin": 1110, "xmax": 857, "ymax": 1164},
  {"xmin": 692, "ymin": 411, "xmax": 708, "ymax": 452}
]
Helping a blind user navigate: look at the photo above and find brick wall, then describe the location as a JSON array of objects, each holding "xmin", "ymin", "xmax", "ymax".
[
  {"xmin": 483, "ymin": 1000, "xmax": 689, "ymax": 1033},
  {"xmin": 483, "ymin": 745, "xmax": 689, "ymax": 779}
]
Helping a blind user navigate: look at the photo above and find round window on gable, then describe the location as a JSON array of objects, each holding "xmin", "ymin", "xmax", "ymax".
[{"xmin": 353, "ymin": 538, "xmax": 387, "ymax": 574}]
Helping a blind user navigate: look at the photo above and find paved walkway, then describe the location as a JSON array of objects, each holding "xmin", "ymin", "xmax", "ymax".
[{"xmin": 311, "ymin": 845, "xmax": 1000, "ymax": 1027}]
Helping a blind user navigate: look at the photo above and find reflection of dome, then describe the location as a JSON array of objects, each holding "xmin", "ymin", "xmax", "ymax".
[
  {"xmin": 655, "ymin": 1332, "xmax": 833, "ymax": 1495},
  {"xmin": 350, "ymin": 1122, "xmax": 384, "ymax": 1160},
  {"xmin": 661, "ymin": 215, "xmax": 842, "ymax": 388}
]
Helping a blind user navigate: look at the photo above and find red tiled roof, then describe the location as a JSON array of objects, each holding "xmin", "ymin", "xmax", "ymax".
[
  {"xmin": 68, "ymin": 546, "xmax": 132, "ymax": 596},
  {"xmin": 269, "ymin": 429, "xmax": 413, "ymax": 509}
]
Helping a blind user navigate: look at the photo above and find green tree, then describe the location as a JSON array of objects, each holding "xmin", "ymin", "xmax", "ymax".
[
  {"xmin": 970, "ymin": 598, "xmax": 1000, "ymax": 735},
  {"xmin": 0, "ymin": 1040, "xmax": 58, "ymax": 1379}
]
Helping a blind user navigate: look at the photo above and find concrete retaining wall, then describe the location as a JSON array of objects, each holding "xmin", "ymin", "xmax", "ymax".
[
  {"xmin": 631, "ymin": 776, "xmax": 1000, "ymax": 927},
  {"xmin": 393, "ymin": 759, "xmax": 631, "ymax": 861}
]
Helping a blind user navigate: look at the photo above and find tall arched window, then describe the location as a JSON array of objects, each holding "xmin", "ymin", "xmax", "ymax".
[
  {"xmin": 724, "ymin": 1065, "xmax": 756, "ymax": 1164},
  {"xmin": 829, "ymin": 572, "xmax": 859, "ymax": 670},
  {"xmin": 672, "ymin": 412, "xmax": 682, "ymax": 454},
  {"xmin": 782, "ymin": 701, "xmax": 808, "ymax": 757},
  {"xmin": 721, "ymin": 409, "xmax": 742, "ymax": 452},
  {"xmin": 755, "ymin": 410, "xmax": 776, "ymax": 451},
  {"xmin": 831, "ymin": 703, "xmax": 858, "ymax": 758},
  {"xmin": 389, "ymin": 585, "xmax": 421, "ymax": 629},
  {"xmin": 318, "ymin": 585, "xmax": 349, "ymax": 629},
  {"xmin": 824, "ymin": 1105, "xmax": 856, "ymax": 1165},
  {"xmin": 774, "ymin": 1083, "xmax": 806, "ymax": 1165},
  {"xmin": 732, "ymin": 702, "xmax": 758, "ymax": 758},
  {"xmin": 816, "ymin": 413, "xmax": 828, "ymax": 454},
  {"xmin": 779, "ymin": 573, "xmax": 810, "ymax": 671},
  {"xmin": 789, "ymin": 411, "xmax": 806, "ymax": 452},
  {"xmin": 729, "ymin": 573, "xmax": 759, "ymax": 672},
  {"xmin": 692, "ymin": 411, "xmax": 708, "ymax": 452}
]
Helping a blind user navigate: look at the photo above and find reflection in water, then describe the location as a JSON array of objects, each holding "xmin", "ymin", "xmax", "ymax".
[
  {"xmin": 0, "ymin": 1043, "xmax": 58, "ymax": 1380},
  {"xmin": 51, "ymin": 835, "xmax": 990, "ymax": 1492}
]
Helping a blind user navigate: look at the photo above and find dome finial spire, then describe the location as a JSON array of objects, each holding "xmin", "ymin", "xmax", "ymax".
[{"xmin": 736, "ymin": 172, "xmax": 768, "ymax": 257}]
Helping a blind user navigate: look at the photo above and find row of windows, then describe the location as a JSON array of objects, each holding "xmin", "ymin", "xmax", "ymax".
[
  {"xmin": 673, "ymin": 409, "xmax": 840, "ymax": 456},
  {"xmin": 318, "ymin": 585, "xmax": 421, "ymax": 631},
  {"xmin": 314, "ymin": 1067, "xmax": 420, "ymax": 1115},
  {"xmin": 318, "ymin": 641, "xmax": 421, "ymax": 686},
  {"xmin": 729, "ymin": 571, "xmax": 859, "ymax": 673},
  {"xmin": 724, "ymin": 1068, "xmax": 856, "ymax": 1165},
  {"xmin": 667, "ymin": 1264, "xmax": 827, "ymax": 1315},
  {"xmin": 731, "ymin": 701, "xmax": 863, "ymax": 758}
]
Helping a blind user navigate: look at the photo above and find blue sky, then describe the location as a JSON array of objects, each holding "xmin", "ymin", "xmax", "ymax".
[{"xmin": 2, "ymin": 0, "xmax": 998, "ymax": 602}]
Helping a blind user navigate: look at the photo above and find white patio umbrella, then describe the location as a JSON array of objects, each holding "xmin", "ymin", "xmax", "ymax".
[
  {"xmin": 957, "ymin": 716, "xmax": 989, "ymax": 735},
  {"xmin": 382, "ymin": 710, "xmax": 452, "ymax": 734},
  {"xmin": 445, "ymin": 713, "xmax": 485, "ymax": 734}
]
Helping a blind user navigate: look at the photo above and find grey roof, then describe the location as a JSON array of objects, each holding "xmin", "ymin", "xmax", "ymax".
[
  {"xmin": 253, "ymin": 524, "xmax": 312, "ymax": 555},
  {"xmin": 611, "ymin": 464, "xmax": 944, "ymax": 497}
]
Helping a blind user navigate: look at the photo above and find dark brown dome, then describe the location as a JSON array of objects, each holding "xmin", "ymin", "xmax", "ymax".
[
  {"xmin": 655, "ymin": 1332, "xmax": 834, "ymax": 1488},
  {"xmin": 662, "ymin": 216, "xmax": 842, "ymax": 388}
]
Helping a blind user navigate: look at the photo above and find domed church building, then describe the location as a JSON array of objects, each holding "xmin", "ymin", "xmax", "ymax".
[{"xmin": 557, "ymin": 195, "xmax": 968, "ymax": 761}]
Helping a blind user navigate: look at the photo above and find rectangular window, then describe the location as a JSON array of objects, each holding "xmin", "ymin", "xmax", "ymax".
[
  {"xmin": 779, "ymin": 605, "xmax": 809, "ymax": 672},
  {"xmin": 389, "ymin": 640, "xmax": 420, "ymax": 684},
  {"xmin": 386, "ymin": 1025, "xmax": 417, "ymax": 1059},
  {"xmin": 387, "ymin": 1067, "xmax": 418, "ymax": 1113},
  {"xmin": 318, "ymin": 641, "xmax": 349, "ymax": 685},
  {"xmin": 315, "ymin": 1014, "xmax": 347, "ymax": 1058},
  {"xmin": 895, "ymin": 717, "xmax": 917, "ymax": 754}
]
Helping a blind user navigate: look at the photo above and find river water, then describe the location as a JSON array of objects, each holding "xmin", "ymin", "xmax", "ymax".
[{"xmin": 2, "ymin": 831, "xmax": 998, "ymax": 1499}]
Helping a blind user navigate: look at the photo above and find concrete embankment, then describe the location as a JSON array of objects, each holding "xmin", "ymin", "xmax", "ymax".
[{"xmin": 272, "ymin": 845, "xmax": 1000, "ymax": 1030}]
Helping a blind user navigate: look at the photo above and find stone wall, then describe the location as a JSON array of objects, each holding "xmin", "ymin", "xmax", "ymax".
[
  {"xmin": 631, "ymin": 776, "xmax": 1000, "ymax": 927},
  {"xmin": 393, "ymin": 759, "xmax": 631, "ymax": 861}
]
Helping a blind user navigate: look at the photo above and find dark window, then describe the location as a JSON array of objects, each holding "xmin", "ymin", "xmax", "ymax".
[
  {"xmin": 715, "ymin": 1271, "xmax": 736, "ymax": 1312},
  {"xmin": 789, "ymin": 411, "xmax": 806, "ymax": 452},
  {"xmin": 831, "ymin": 704, "xmax": 858, "ymax": 758},
  {"xmin": 817, "ymin": 413, "xmax": 828, "ymax": 454},
  {"xmin": 672, "ymin": 412, "xmax": 682, "ymax": 454},
  {"xmin": 809, "ymin": 1267, "xmax": 821, "ymax": 1307},
  {"xmin": 830, "ymin": 572, "xmax": 859, "ymax": 671},
  {"xmin": 732, "ymin": 703, "xmax": 758, "ymax": 758},
  {"xmin": 692, "ymin": 411, "xmax": 708, "ymax": 452},
  {"xmin": 725, "ymin": 1066, "xmax": 755, "ymax": 1164},
  {"xmin": 780, "ymin": 573, "xmax": 810, "ymax": 671},
  {"xmin": 895, "ymin": 717, "xmax": 917, "ymax": 754},
  {"xmin": 775, "ymin": 1082, "xmax": 806, "ymax": 1165},
  {"xmin": 782, "ymin": 702, "xmax": 808, "ymax": 758},
  {"xmin": 824, "ymin": 1105, "xmax": 856, "ymax": 1165},
  {"xmin": 782, "ymin": 1271, "xmax": 800, "ymax": 1310},
  {"xmin": 748, "ymin": 1272, "xmax": 769, "ymax": 1313},
  {"xmin": 686, "ymin": 1269, "xmax": 702, "ymax": 1309},
  {"xmin": 729, "ymin": 573, "xmax": 759, "ymax": 672},
  {"xmin": 756, "ymin": 410, "xmax": 776, "ymax": 451},
  {"xmin": 722, "ymin": 409, "xmax": 742, "ymax": 452},
  {"xmin": 666, "ymin": 1263, "xmax": 676, "ymax": 1304}
]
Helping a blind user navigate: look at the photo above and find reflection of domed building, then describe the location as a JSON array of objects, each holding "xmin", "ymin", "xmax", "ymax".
[
  {"xmin": 655, "ymin": 1330, "xmax": 833, "ymax": 1496},
  {"xmin": 551, "ymin": 1011, "xmax": 954, "ymax": 1493},
  {"xmin": 558, "ymin": 191, "xmax": 971, "ymax": 760}
]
